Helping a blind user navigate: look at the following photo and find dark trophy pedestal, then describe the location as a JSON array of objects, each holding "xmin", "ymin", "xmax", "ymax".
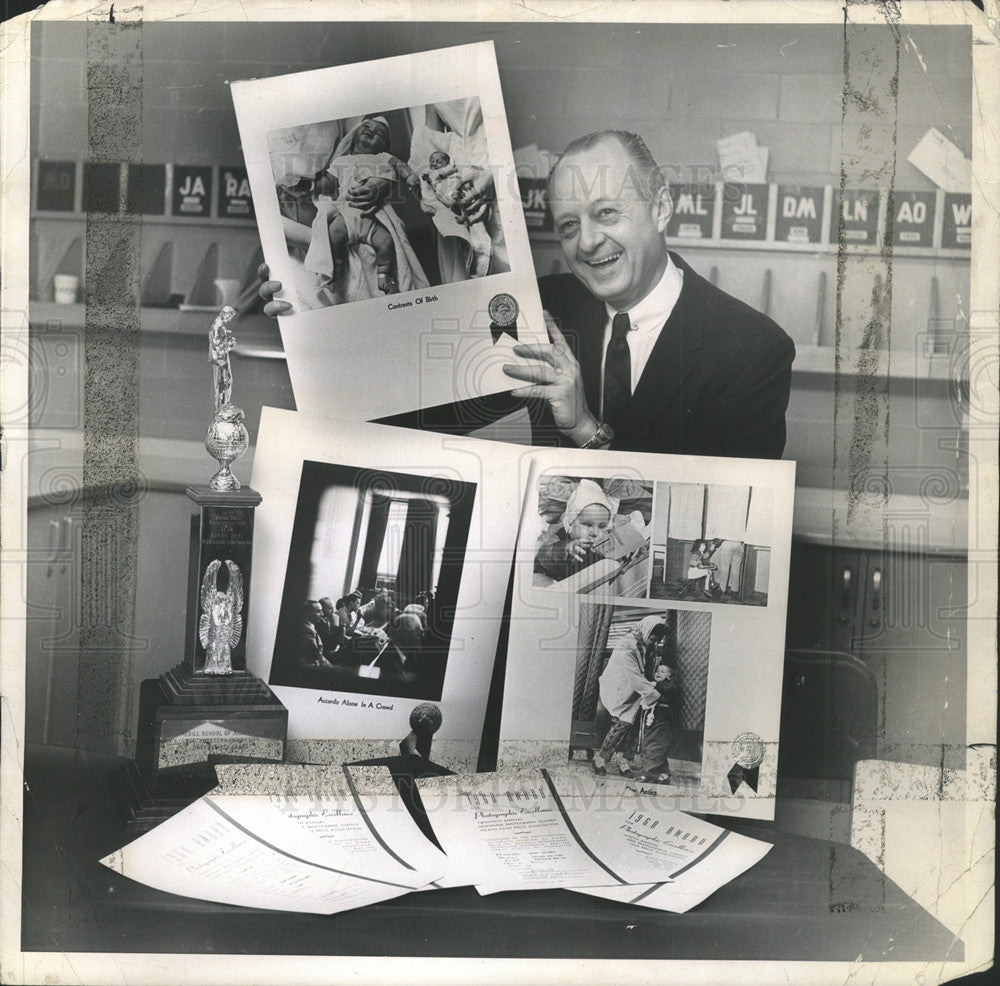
[{"xmin": 118, "ymin": 485, "xmax": 288, "ymax": 832}]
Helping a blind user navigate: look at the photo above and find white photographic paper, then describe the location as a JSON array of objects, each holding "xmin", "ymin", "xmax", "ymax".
[
  {"xmin": 499, "ymin": 450, "xmax": 796, "ymax": 819},
  {"xmin": 572, "ymin": 826, "xmax": 772, "ymax": 914},
  {"xmin": 248, "ymin": 407, "xmax": 524, "ymax": 771},
  {"xmin": 907, "ymin": 126, "xmax": 972, "ymax": 193},
  {"xmin": 416, "ymin": 769, "xmax": 757, "ymax": 895},
  {"xmin": 2, "ymin": 6, "xmax": 996, "ymax": 985},
  {"xmin": 230, "ymin": 42, "xmax": 546, "ymax": 420},
  {"xmin": 100, "ymin": 792, "xmax": 435, "ymax": 914},
  {"xmin": 717, "ymin": 131, "xmax": 768, "ymax": 183}
]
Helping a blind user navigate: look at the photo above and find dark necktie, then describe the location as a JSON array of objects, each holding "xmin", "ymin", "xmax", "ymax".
[{"xmin": 603, "ymin": 312, "xmax": 632, "ymax": 423}]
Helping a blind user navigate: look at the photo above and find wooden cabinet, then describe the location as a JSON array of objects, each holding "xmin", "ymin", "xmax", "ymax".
[
  {"xmin": 785, "ymin": 538, "xmax": 967, "ymax": 764},
  {"xmin": 786, "ymin": 542, "xmax": 866, "ymax": 654},
  {"xmin": 24, "ymin": 503, "xmax": 81, "ymax": 748},
  {"xmin": 855, "ymin": 550, "xmax": 967, "ymax": 657}
]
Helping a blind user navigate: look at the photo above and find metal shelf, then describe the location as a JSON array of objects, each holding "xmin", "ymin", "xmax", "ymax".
[
  {"xmin": 792, "ymin": 345, "xmax": 959, "ymax": 382},
  {"xmin": 29, "ymin": 303, "xmax": 284, "ymax": 357}
]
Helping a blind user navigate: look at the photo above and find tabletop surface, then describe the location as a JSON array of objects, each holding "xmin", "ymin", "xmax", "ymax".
[{"xmin": 19, "ymin": 744, "xmax": 963, "ymax": 962}]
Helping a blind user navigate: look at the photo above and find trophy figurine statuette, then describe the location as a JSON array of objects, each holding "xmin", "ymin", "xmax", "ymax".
[
  {"xmin": 205, "ymin": 305, "xmax": 249, "ymax": 496},
  {"xmin": 120, "ymin": 307, "xmax": 288, "ymax": 831}
]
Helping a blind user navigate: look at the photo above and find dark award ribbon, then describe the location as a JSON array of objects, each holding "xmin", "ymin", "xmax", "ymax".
[{"xmin": 489, "ymin": 293, "xmax": 519, "ymax": 344}]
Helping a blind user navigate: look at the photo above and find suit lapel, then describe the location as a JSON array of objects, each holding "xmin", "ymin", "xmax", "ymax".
[
  {"xmin": 565, "ymin": 292, "xmax": 606, "ymax": 415},
  {"xmin": 615, "ymin": 254, "xmax": 705, "ymax": 444}
]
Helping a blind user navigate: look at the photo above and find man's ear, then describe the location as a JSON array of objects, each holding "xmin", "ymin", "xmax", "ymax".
[{"xmin": 653, "ymin": 186, "xmax": 672, "ymax": 233}]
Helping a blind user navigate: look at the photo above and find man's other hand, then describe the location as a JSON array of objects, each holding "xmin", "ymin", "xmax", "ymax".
[
  {"xmin": 503, "ymin": 312, "xmax": 599, "ymax": 447},
  {"xmin": 257, "ymin": 263, "xmax": 293, "ymax": 317}
]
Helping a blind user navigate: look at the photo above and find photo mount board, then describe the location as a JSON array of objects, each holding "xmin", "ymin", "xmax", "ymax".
[
  {"xmin": 248, "ymin": 407, "xmax": 528, "ymax": 772},
  {"xmin": 230, "ymin": 41, "xmax": 546, "ymax": 422},
  {"xmin": 498, "ymin": 449, "xmax": 796, "ymax": 820}
]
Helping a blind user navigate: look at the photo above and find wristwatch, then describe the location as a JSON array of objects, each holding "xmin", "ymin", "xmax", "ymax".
[{"xmin": 580, "ymin": 422, "xmax": 615, "ymax": 450}]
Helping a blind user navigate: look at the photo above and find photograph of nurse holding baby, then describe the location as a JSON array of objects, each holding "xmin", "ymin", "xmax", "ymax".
[
  {"xmin": 531, "ymin": 474, "xmax": 653, "ymax": 598},
  {"xmin": 265, "ymin": 96, "xmax": 510, "ymax": 310}
]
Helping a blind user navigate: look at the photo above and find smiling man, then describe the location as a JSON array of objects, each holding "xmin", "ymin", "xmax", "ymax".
[
  {"xmin": 261, "ymin": 128, "xmax": 794, "ymax": 458},
  {"xmin": 502, "ymin": 130, "xmax": 795, "ymax": 458}
]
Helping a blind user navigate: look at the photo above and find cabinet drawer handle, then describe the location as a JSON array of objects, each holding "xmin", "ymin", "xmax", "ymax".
[
  {"xmin": 839, "ymin": 566, "xmax": 852, "ymax": 622},
  {"xmin": 870, "ymin": 567, "xmax": 883, "ymax": 627}
]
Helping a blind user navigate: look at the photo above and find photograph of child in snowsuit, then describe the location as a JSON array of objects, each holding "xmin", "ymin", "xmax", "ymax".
[
  {"xmin": 638, "ymin": 658, "xmax": 680, "ymax": 784},
  {"xmin": 534, "ymin": 479, "xmax": 618, "ymax": 583}
]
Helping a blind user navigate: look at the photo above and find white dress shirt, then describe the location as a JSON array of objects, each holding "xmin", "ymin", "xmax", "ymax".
[{"xmin": 600, "ymin": 256, "xmax": 684, "ymax": 417}]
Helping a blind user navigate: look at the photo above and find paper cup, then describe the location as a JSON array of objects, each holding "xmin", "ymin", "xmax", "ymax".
[{"xmin": 53, "ymin": 274, "xmax": 79, "ymax": 304}]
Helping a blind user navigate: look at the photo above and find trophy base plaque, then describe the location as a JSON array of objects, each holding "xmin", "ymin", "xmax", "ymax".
[
  {"xmin": 117, "ymin": 664, "xmax": 287, "ymax": 832},
  {"xmin": 114, "ymin": 760, "xmax": 200, "ymax": 834},
  {"xmin": 135, "ymin": 663, "xmax": 288, "ymax": 795}
]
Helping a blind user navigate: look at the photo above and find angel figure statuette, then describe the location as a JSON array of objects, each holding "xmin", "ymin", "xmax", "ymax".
[{"xmin": 198, "ymin": 558, "xmax": 244, "ymax": 674}]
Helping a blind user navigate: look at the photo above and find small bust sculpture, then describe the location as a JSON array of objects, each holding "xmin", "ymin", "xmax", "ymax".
[{"xmin": 399, "ymin": 703, "xmax": 443, "ymax": 759}]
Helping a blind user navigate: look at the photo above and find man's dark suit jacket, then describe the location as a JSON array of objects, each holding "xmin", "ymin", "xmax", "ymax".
[
  {"xmin": 535, "ymin": 253, "xmax": 795, "ymax": 459},
  {"xmin": 378, "ymin": 252, "xmax": 795, "ymax": 460}
]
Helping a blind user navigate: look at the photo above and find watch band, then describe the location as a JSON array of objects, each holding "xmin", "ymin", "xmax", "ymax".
[{"xmin": 581, "ymin": 422, "xmax": 614, "ymax": 449}]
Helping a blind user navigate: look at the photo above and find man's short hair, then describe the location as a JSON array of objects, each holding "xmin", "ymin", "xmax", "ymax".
[{"xmin": 548, "ymin": 130, "xmax": 666, "ymax": 203}]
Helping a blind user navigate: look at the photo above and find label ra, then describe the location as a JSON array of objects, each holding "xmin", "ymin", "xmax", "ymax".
[{"xmin": 225, "ymin": 173, "xmax": 251, "ymax": 198}]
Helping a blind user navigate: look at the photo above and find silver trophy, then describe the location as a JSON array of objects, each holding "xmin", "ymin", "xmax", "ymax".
[
  {"xmin": 124, "ymin": 307, "xmax": 286, "ymax": 827},
  {"xmin": 205, "ymin": 305, "xmax": 249, "ymax": 491}
]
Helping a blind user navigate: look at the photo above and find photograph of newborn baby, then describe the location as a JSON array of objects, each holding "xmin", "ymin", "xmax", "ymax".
[
  {"xmin": 266, "ymin": 97, "xmax": 510, "ymax": 311},
  {"xmin": 531, "ymin": 474, "xmax": 653, "ymax": 598}
]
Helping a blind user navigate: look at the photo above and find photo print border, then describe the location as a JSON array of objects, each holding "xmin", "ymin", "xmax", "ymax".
[
  {"xmin": 231, "ymin": 41, "xmax": 548, "ymax": 422},
  {"xmin": 268, "ymin": 459, "xmax": 476, "ymax": 703}
]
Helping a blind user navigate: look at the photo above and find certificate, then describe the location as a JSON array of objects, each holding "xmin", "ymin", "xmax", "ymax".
[
  {"xmin": 101, "ymin": 789, "xmax": 440, "ymax": 914},
  {"xmin": 415, "ymin": 769, "xmax": 765, "ymax": 895},
  {"xmin": 572, "ymin": 827, "xmax": 772, "ymax": 914}
]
